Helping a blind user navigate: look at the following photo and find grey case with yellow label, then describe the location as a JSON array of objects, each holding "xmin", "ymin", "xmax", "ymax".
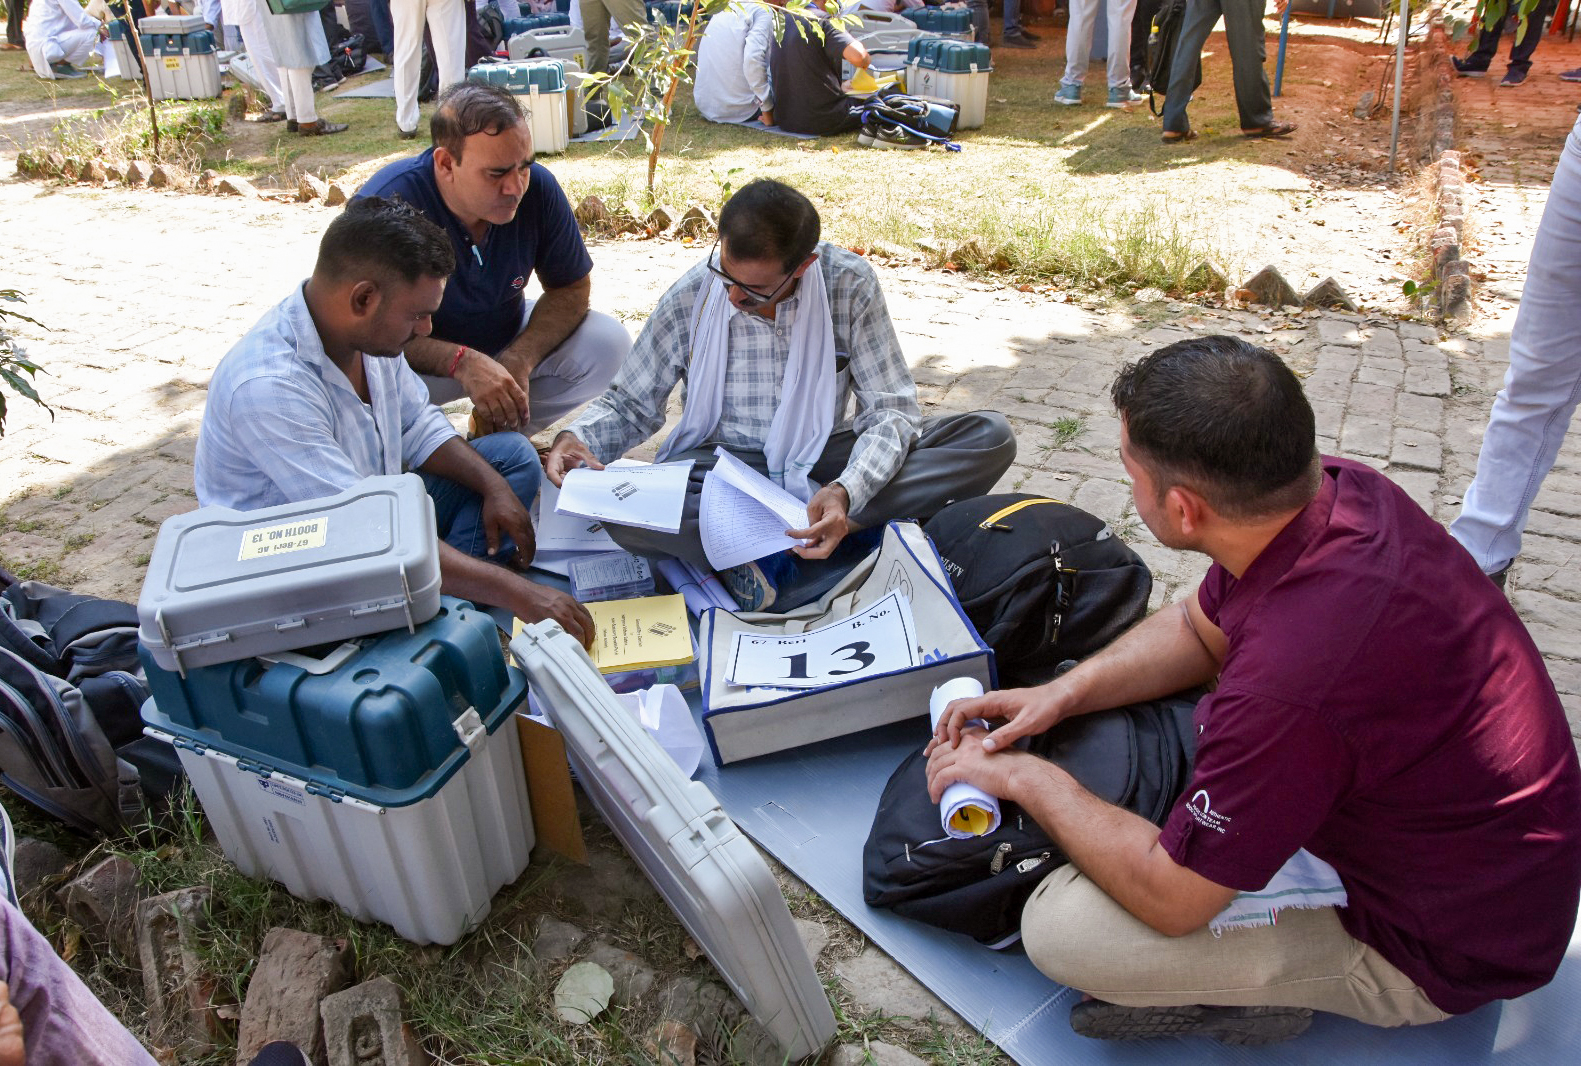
[{"xmin": 137, "ymin": 474, "xmax": 442, "ymax": 674}]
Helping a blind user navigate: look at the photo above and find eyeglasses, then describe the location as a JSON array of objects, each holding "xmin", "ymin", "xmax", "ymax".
[{"xmin": 706, "ymin": 239, "xmax": 795, "ymax": 308}]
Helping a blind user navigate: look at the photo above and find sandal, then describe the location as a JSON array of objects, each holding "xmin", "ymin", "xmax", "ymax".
[
  {"xmin": 1161, "ymin": 129, "xmax": 1196, "ymax": 144},
  {"xmin": 1241, "ymin": 121, "xmax": 1297, "ymax": 139}
]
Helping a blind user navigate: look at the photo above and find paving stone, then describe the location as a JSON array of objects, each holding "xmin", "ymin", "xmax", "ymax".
[
  {"xmin": 321, "ymin": 977, "xmax": 428, "ymax": 1066},
  {"xmin": 1386, "ymin": 470, "xmax": 1440, "ymax": 515},
  {"xmin": 1390, "ymin": 429, "xmax": 1444, "ymax": 472},
  {"xmin": 1394, "ymin": 393, "xmax": 1445, "ymax": 433},
  {"xmin": 1345, "ymin": 381, "xmax": 1397, "ymax": 421},
  {"xmin": 1073, "ymin": 478, "xmax": 1133, "ymax": 524},
  {"xmin": 1355, "ymin": 365, "xmax": 1404, "ymax": 388},
  {"xmin": 237, "ymin": 928, "xmax": 354, "ymax": 1066},
  {"xmin": 1309, "ymin": 399, "xmax": 1345, "ymax": 440},
  {"xmin": 582, "ymin": 940, "xmax": 658, "ymax": 1006},
  {"xmin": 1403, "ymin": 365, "xmax": 1453, "ymax": 397},
  {"xmin": 136, "ymin": 887, "xmax": 219, "ymax": 1056},
  {"xmin": 794, "ymin": 918, "xmax": 829, "ymax": 962},
  {"xmin": 1338, "ymin": 418, "xmax": 1392, "ymax": 459},
  {"xmin": 61, "ymin": 855, "xmax": 141, "ymax": 958},
  {"xmin": 831, "ymin": 1042, "xmax": 930, "ymax": 1066},
  {"xmin": 1314, "ymin": 316, "xmax": 1365, "ymax": 346},
  {"xmin": 1357, "ymin": 329, "xmax": 1403, "ymax": 360},
  {"xmin": 835, "ymin": 947, "xmax": 962, "ymax": 1025}
]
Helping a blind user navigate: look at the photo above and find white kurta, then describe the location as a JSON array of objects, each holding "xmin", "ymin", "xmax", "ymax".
[
  {"xmin": 257, "ymin": 2, "xmax": 330, "ymax": 70},
  {"xmin": 24, "ymin": 0, "xmax": 102, "ymax": 78},
  {"xmin": 223, "ymin": 0, "xmax": 287, "ymax": 109},
  {"xmin": 693, "ymin": 3, "xmax": 774, "ymax": 124}
]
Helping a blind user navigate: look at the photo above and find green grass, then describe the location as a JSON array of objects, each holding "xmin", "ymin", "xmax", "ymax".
[{"xmin": 1050, "ymin": 416, "xmax": 1087, "ymax": 450}]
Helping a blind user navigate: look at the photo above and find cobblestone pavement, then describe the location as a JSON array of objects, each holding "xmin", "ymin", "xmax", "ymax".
[{"xmin": 1, "ymin": 174, "xmax": 1579, "ymax": 1048}]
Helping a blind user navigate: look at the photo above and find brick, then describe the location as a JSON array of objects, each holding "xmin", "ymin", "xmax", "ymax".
[
  {"xmin": 321, "ymin": 978, "xmax": 428, "ymax": 1066},
  {"xmin": 61, "ymin": 856, "xmax": 140, "ymax": 958},
  {"xmin": 237, "ymin": 928, "xmax": 354, "ymax": 1066},
  {"xmin": 136, "ymin": 887, "xmax": 220, "ymax": 1057}
]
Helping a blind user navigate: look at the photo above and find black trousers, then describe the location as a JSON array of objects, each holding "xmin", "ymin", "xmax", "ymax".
[{"xmin": 1467, "ymin": 0, "xmax": 1557, "ymax": 75}]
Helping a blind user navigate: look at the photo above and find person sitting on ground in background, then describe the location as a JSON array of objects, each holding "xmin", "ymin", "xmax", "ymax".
[
  {"xmin": 195, "ymin": 196, "xmax": 593, "ymax": 644},
  {"xmin": 769, "ymin": 1, "xmax": 872, "ymax": 136},
  {"xmin": 357, "ymin": 82, "xmax": 630, "ymax": 438},
  {"xmin": 928, "ymin": 336, "xmax": 1581, "ymax": 1046},
  {"xmin": 543, "ymin": 178, "xmax": 1017, "ymax": 611},
  {"xmin": 1454, "ymin": 0, "xmax": 1555, "ymax": 88},
  {"xmin": 23, "ymin": 0, "xmax": 103, "ymax": 78},
  {"xmin": 694, "ymin": 0, "xmax": 776, "ymax": 126}
]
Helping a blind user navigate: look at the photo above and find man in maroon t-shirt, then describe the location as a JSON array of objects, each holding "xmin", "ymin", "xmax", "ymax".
[{"xmin": 928, "ymin": 335, "xmax": 1581, "ymax": 1045}]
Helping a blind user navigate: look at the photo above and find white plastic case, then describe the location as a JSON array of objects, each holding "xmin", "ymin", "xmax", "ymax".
[
  {"xmin": 509, "ymin": 622, "xmax": 836, "ymax": 1061},
  {"xmin": 138, "ymin": 474, "xmax": 442, "ymax": 674}
]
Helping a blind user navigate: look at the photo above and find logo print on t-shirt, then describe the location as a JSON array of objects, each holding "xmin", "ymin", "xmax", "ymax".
[
  {"xmin": 511, "ymin": 275, "xmax": 526, "ymax": 290},
  {"xmin": 1187, "ymin": 789, "xmax": 1231, "ymax": 834}
]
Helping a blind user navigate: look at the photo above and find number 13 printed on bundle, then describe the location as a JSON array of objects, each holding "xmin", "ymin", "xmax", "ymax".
[{"xmin": 725, "ymin": 590, "xmax": 918, "ymax": 688}]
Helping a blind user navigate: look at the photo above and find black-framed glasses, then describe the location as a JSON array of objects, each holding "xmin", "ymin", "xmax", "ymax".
[{"xmin": 706, "ymin": 238, "xmax": 795, "ymax": 307}]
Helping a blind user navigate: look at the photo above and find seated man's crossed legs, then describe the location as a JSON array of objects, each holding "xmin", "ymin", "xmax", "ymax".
[
  {"xmin": 420, "ymin": 432, "xmax": 543, "ymax": 564},
  {"xmin": 604, "ymin": 411, "xmax": 1017, "ymax": 574}
]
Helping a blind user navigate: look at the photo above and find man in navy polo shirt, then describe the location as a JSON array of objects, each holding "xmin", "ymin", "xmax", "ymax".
[
  {"xmin": 357, "ymin": 81, "xmax": 629, "ymax": 437},
  {"xmin": 929, "ymin": 336, "xmax": 1581, "ymax": 1045}
]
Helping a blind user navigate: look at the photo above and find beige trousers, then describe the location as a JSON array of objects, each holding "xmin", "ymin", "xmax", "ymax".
[{"xmin": 1022, "ymin": 865, "xmax": 1452, "ymax": 1028}]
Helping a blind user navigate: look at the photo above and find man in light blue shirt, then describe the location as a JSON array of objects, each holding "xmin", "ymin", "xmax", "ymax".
[{"xmin": 195, "ymin": 196, "xmax": 593, "ymax": 644}]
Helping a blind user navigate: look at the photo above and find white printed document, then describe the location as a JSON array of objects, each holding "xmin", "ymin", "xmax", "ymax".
[
  {"xmin": 556, "ymin": 460, "xmax": 694, "ymax": 534},
  {"xmin": 725, "ymin": 590, "xmax": 917, "ymax": 688},
  {"xmin": 699, "ymin": 448, "xmax": 813, "ymax": 571},
  {"xmin": 534, "ymin": 478, "xmax": 621, "ymax": 554}
]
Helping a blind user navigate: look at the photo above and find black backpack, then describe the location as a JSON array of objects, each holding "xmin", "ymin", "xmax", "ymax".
[
  {"xmin": 0, "ymin": 574, "xmax": 180, "ymax": 836},
  {"xmin": 922, "ymin": 495, "xmax": 1152, "ymax": 686},
  {"xmin": 1146, "ymin": 0, "xmax": 1190, "ymax": 117},
  {"xmin": 861, "ymin": 689, "xmax": 1198, "ymax": 946}
]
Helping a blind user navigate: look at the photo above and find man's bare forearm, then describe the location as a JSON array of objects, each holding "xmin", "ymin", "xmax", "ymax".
[
  {"xmin": 498, "ymin": 275, "xmax": 592, "ymax": 380},
  {"xmin": 404, "ymin": 334, "xmax": 468, "ymax": 376},
  {"xmin": 1053, "ymin": 600, "xmax": 1221, "ymax": 722}
]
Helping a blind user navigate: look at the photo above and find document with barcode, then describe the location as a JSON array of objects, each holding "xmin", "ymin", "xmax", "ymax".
[{"xmin": 556, "ymin": 460, "xmax": 694, "ymax": 534}]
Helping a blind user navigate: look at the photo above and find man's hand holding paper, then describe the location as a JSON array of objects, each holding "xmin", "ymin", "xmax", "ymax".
[{"xmin": 786, "ymin": 482, "xmax": 851, "ymax": 559}]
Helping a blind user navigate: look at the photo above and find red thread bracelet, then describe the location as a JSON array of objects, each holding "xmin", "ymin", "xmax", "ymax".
[{"xmin": 447, "ymin": 345, "xmax": 467, "ymax": 377}]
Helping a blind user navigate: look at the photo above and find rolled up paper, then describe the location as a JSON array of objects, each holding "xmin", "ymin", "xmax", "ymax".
[{"xmin": 929, "ymin": 677, "xmax": 1003, "ymax": 839}]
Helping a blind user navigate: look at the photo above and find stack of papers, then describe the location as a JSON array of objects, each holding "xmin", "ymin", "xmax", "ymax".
[
  {"xmin": 583, "ymin": 594, "xmax": 695, "ymax": 674},
  {"xmin": 531, "ymin": 478, "xmax": 621, "ymax": 576},
  {"xmin": 556, "ymin": 460, "xmax": 694, "ymax": 534},
  {"xmin": 699, "ymin": 449, "xmax": 813, "ymax": 571}
]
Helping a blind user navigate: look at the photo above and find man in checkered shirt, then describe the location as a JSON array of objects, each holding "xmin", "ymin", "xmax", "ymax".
[{"xmin": 545, "ymin": 179, "xmax": 1016, "ymax": 610}]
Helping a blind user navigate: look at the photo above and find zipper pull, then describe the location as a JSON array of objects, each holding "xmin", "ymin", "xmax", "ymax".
[
  {"xmin": 1016, "ymin": 852, "xmax": 1052, "ymax": 875},
  {"xmin": 989, "ymin": 841, "xmax": 1012, "ymax": 875}
]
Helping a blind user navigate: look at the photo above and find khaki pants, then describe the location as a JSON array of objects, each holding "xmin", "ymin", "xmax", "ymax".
[{"xmin": 1022, "ymin": 865, "xmax": 1452, "ymax": 1028}]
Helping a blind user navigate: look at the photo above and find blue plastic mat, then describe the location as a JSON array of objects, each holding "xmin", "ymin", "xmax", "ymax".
[{"xmin": 692, "ymin": 712, "xmax": 1581, "ymax": 1065}]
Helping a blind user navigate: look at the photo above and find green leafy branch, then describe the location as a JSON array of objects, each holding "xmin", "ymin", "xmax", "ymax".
[{"xmin": 0, "ymin": 289, "xmax": 53, "ymax": 438}]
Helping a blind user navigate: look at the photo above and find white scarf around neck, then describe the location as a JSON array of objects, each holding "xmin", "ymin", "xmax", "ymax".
[{"xmin": 658, "ymin": 256, "xmax": 836, "ymax": 501}]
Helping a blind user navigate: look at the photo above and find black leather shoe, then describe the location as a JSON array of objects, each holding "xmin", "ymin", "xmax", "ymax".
[
  {"xmin": 396, "ymin": 126, "xmax": 418, "ymax": 140},
  {"xmin": 1001, "ymin": 32, "xmax": 1036, "ymax": 49},
  {"xmin": 285, "ymin": 119, "xmax": 299, "ymax": 133}
]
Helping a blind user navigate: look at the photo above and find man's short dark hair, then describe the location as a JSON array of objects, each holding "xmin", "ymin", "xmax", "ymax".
[
  {"xmin": 430, "ymin": 82, "xmax": 527, "ymax": 161},
  {"xmin": 717, "ymin": 179, "xmax": 821, "ymax": 273},
  {"xmin": 1111, "ymin": 335, "xmax": 1322, "ymax": 519},
  {"xmin": 316, "ymin": 196, "xmax": 456, "ymax": 286}
]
